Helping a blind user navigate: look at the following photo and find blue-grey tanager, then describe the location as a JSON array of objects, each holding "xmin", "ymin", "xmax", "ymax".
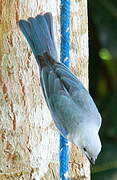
[{"xmin": 19, "ymin": 12, "xmax": 102, "ymax": 165}]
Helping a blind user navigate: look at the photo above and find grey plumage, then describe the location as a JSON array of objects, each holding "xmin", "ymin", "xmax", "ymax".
[{"xmin": 19, "ymin": 12, "xmax": 102, "ymax": 165}]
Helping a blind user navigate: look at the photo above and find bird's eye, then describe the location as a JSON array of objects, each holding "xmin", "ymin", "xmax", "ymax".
[{"xmin": 83, "ymin": 147, "xmax": 87, "ymax": 152}]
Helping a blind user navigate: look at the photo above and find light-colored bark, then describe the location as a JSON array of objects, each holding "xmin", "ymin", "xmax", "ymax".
[{"xmin": 0, "ymin": 0, "xmax": 89, "ymax": 179}]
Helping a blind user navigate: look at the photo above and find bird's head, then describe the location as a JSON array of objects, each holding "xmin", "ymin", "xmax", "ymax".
[
  {"xmin": 82, "ymin": 129, "xmax": 101, "ymax": 165},
  {"xmin": 74, "ymin": 126, "xmax": 102, "ymax": 165}
]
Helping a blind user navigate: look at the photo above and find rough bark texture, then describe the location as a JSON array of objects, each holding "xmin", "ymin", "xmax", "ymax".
[{"xmin": 0, "ymin": 0, "xmax": 89, "ymax": 179}]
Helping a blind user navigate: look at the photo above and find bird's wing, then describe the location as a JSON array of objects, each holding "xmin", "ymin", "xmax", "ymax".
[
  {"xmin": 53, "ymin": 63, "xmax": 102, "ymax": 130},
  {"xmin": 40, "ymin": 60, "xmax": 101, "ymax": 137},
  {"xmin": 40, "ymin": 64, "xmax": 81, "ymax": 137},
  {"xmin": 49, "ymin": 91, "xmax": 82, "ymax": 137}
]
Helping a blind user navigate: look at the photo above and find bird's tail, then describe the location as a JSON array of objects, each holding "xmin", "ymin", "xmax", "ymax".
[{"xmin": 18, "ymin": 13, "xmax": 58, "ymax": 61}]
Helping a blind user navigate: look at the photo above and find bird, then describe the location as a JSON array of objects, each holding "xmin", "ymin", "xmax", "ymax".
[{"xmin": 18, "ymin": 12, "xmax": 102, "ymax": 165}]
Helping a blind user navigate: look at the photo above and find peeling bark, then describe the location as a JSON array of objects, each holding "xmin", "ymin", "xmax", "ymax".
[{"xmin": 0, "ymin": 0, "xmax": 89, "ymax": 179}]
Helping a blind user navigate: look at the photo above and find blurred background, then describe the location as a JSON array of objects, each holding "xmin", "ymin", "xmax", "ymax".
[{"xmin": 88, "ymin": 0, "xmax": 117, "ymax": 179}]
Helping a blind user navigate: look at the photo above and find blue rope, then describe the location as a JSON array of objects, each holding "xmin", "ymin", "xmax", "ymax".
[
  {"xmin": 60, "ymin": 0, "xmax": 70, "ymax": 67},
  {"xmin": 59, "ymin": 0, "xmax": 70, "ymax": 179}
]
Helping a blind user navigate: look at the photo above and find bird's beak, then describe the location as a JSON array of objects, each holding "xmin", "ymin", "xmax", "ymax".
[
  {"xmin": 89, "ymin": 158, "xmax": 95, "ymax": 165},
  {"xmin": 86, "ymin": 155, "xmax": 95, "ymax": 165}
]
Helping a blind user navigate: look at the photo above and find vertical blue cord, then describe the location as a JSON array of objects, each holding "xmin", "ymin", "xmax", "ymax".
[
  {"xmin": 60, "ymin": 0, "xmax": 70, "ymax": 67},
  {"xmin": 59, "ymin": 0, "xmax": 70, "ymax": 180}
]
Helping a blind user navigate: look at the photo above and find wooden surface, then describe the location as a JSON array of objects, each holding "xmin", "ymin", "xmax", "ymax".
[{"xmin": 0, "ymin": 0, "xmax": 90, "ymax": 179}]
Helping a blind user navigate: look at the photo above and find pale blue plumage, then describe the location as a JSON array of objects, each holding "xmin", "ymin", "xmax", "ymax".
[{"xmin": 19, "ymin": 13, "xmax": 102, "ymax": 164}]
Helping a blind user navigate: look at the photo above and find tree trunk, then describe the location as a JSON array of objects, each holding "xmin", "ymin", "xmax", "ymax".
[{"xmin": 0, "ymin": 0, "xmax": 89, "ymax": 180}]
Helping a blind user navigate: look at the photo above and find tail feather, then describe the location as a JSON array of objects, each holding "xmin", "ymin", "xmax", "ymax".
[
  {"xmin": 19, "ymin": 13, "xmax": 58, "ymax": 61},
  {"xmin": 43, "ymin": 13, "xmax": 55, "ymax": 42},
  {"xmin": 43, "ymin": 13, "xmax": 58, "ymax": 59},
  {"xmin": 28, "ymin": 16, "xmax": 50, "ymax": 55},
  {"xmin": 31, "ymin": 15, "xmax": 54, "ymax": 55},
  {"xmin": 19, "ymin": 20, "xmax": 37, "ymax": 55}
]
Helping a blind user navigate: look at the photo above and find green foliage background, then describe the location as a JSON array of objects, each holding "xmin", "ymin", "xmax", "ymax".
[{"xmin": 88, "ymin": 0, "xmax": 117, "ymax": 179}]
